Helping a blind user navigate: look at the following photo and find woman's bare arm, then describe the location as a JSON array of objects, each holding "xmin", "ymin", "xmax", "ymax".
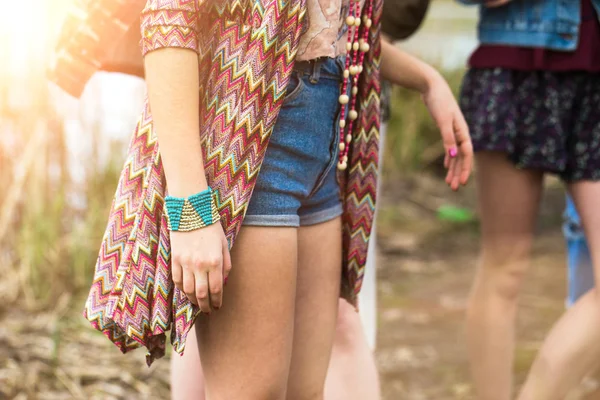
[
  {"xmin": 380, "ymin": 39, "xmax": 438, "ymax": 94},
  {"xmin": 144, "ymin": 48, "xmax": 208, "ymax": 197},
  {"xmin": 379, "ymin": 39, "xmax": 473, "ymax": 190},
  {"xmin": 144, "ymin": 46, "xmax": 231, "ymax": 313}
]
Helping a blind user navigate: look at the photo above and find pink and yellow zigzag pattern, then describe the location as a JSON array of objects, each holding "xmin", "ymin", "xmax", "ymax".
[
  {"xmin": 83, "ymin": 0, "xmax": 311, "ymax": 365},
  {"xmin": 52, "ymin": 0, "xmax": 381, "ymax": 365},
  {"xmin": 340, "ymin": 0, "xmax": 382, "ymax": 303}
]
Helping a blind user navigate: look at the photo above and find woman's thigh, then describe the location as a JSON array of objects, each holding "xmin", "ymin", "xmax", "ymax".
[
  {"xmin": 474, "ymin": 152, "xmax": 544, "ymax": 299},
  {"xmin": 196, "ymin": 226, "xmax": 298, "ymax": 400},
  {"xmin": 170, "ymin": 329, "xmax": 205, "ymax": 400},
  {"xmin": 287, "ymin": 217, "xmax": 342, "ymax": 399},
  {"xmin": 476, "ymin": 152, "xmax": 544, "ymax": 263}
]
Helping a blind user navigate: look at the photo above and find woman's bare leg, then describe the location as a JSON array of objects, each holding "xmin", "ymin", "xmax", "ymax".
[
  {"xmin": 324, "ymin": 300, "xmax": 381, "ymax": 400},
  {"xmin": 172, "ymin": 218, "xmax": 377, "ymax": 400},
  {"xmin": 467, "ymin": 152, "xmax": 544, "ymax": 400},
  {"xmin": 286, "ymin": 217, "xmax": 343, "ymax": 400},
  {"xmin": 170, "ymin": 330, "xmax": 205, "ymax": 400},
  {"xmin": 171, "ymin": 299, "xmax": 380, "ymax": 400},
  {"xmin": 517, "ymin": 181, "xmax": 600, "ymax": 400},
  {"xmin": 196, "ymin": 226, "xmax": 297, "ymax": 400},
  {"xmin": 324, "ymin": 223, "xmax": 380, "ymax": 400}
]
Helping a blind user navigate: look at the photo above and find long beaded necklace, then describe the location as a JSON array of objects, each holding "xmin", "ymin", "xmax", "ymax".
[{"xmin": 337, "ymin": 0, "xmax": 374, "ymax": 171}]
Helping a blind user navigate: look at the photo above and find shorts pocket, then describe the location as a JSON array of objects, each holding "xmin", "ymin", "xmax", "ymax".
[
  {"xmin": 309, "ymin": 100, "xmax": 341, "ymax": 197},
  {"xmin": 281, "ymin": 72, "xmax": 306, "ymax": 107}
]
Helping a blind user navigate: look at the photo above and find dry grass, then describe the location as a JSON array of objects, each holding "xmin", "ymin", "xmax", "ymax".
[
  {"xmin": 0, "ymin": 298, "xmax": 171, "ymax": 400},
  {"xmin": 0, "ymin": 82, "xmax": 120, "ymax": 310}
]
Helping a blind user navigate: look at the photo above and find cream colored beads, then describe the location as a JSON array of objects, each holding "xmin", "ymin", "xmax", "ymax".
[{"xmin": 337, "ymin": 0, "xmax": 374, "ymax": 171}]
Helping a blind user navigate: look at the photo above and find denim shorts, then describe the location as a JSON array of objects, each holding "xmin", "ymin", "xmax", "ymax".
[{"xmin": 243, "ymin": 57, "xmax": 345, "ymax": 227}]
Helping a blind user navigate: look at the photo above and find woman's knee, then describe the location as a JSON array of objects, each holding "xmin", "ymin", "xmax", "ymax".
[
  {"xmin": 491, "ymin": 264, "xmax": 528, "ymax": 301},
  {"xmin": 478, "ymin": 244, "xmax": 532, "ymax": 301},
  {"xmin": 332, "ymin": 299, "xmax": 364, "ymax": 349}
]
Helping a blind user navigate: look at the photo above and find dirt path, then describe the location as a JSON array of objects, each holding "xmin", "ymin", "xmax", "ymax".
[{"xmin": 2, "ymin": 175, "xmax": 598, "ymax": 399}]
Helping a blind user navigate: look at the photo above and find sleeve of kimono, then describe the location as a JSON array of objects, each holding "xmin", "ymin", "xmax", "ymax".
[{"xmin": 140, "ymin": 0, "xmax": 201, "ymax": 56}]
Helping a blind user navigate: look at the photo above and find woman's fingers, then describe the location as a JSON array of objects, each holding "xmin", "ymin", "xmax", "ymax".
[
  {"xmin": 460, "ymin": 141, "xmax": 474, "ymax": 185},
  {"xmin": 450, "ymin": 152, "xmax": 462, "ymax": 190},
  {"xmin": 195, "ymin": 271, "xmax": 211, "ymax": 313},
  {"xmin": 446, "ymin": 156, "xmax": 456, "ymax": 186},
  {"xmin": 455, "ymin": 114, "xmax": 473, "ymax": 185},
  {"xmin": 181, "ymin": 256, "xmax": 224, "ymax": 312},
  {"xmin": 444, "ymin": 147, "xmax": 450, "ymax": 169},
  {"xmin": 182, "ymin": 267, "xmax": 198, "ymax": 305},
  {"xmin": 440, "ymin": 120, "xmax": 457, "ymax": 159},
  {"xmin": 446, "ymin": 143, "xmax": 460, "ymax": 190},
  {"xmin": 170, "ymin": 225, "xmax": 230, "ymax": 313},
  {"xmin": 440, "ymin": 118, "xmax": 458, "ymax": 188},
  {"xmin": 208, "ymin": 266, "xmax": 224, "ymax": 310},
  {"xmin": 222, "ymin": 235, "xmax": 232, "ymax": 282},
  {"xmin": 172, "ymin": 262, "xmax": 184, "ymax": 292}
]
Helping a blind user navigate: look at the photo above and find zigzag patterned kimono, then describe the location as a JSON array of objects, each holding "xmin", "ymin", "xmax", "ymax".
[{"xmin": 49, "ymin": 0, "xmax": 382, "ymax": 365}]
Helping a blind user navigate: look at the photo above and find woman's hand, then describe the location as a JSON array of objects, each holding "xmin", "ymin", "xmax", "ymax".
[
  {"xmin": 378, "ymin": 40, "xmax": 473, "ymax": 190},
  {"xmin": 421, "ymin": 72, "xmax": 473, "ymax": 191},
  {"xmin": 144, "ymin": 48, "xmax": 231, "ymax": 313},
  {"xmin": 170, "ymin": 223, "xmax": 232, "ymax": 313}
]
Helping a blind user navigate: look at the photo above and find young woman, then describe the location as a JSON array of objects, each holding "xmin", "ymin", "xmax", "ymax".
[
  {"xmin": 51, "ymin": 0, "xmax": 470, "ymax": 398},
  {"xmin": 458, "ymin": 0, "xmax": 600, "ymax": 399},
  {"xmin": 169, "ymin": 2, "xmax": 434, "ymax": 398}
]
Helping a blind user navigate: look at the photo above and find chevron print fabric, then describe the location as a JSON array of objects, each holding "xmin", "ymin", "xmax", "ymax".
[
  {"xmin": 339, "ymin": 0, "xmax": 382, "ymax": 303},
  {"xmin": 51, "ymin": 0, "xmax": 382, "ymax": 365}
]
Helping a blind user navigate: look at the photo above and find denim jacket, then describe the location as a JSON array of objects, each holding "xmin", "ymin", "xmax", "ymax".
[{"xmin": 458, "ymin": 0, "xmax": 600, "ymax": 50}]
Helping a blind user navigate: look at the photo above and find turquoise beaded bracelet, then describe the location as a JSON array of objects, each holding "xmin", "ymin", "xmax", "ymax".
[{"xmin": 164, "ymin": 187, "xmax": 220, "ymax": 232}]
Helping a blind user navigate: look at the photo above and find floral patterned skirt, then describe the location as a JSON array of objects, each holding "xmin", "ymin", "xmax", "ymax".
[{"xmin": 460, "ymin": 68, "xmax": 600, "ymax": 182}]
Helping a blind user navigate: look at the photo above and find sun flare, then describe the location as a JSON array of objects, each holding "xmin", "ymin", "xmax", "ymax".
[{"xmin": 0, "ymin": 0, "xmax": 73, "ymax": 77}]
